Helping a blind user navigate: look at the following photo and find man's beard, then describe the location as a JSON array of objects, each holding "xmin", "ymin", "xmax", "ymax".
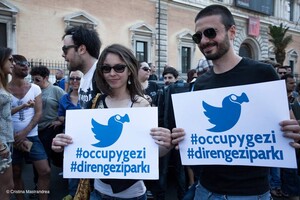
[{"xmin": 200, "ymin": 34, "xmax": 230, "ymax": 60}]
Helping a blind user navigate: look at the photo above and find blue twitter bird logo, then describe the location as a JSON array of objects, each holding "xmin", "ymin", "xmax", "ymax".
[
  {"xmin": 203, "ymin": 93, "xmax": 249, "ymax": 132},
  {"xmin": 91, "ymin": 114, "xmax": 130, "ymax": 147}
]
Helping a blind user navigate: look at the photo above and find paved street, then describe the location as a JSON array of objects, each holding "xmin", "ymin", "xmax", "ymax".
[{"xmin": 9, "ymin": 163, "xmax": 177, "ymax": 200}]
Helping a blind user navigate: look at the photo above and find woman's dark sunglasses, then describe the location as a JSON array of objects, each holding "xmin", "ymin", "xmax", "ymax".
[
  {"xmin": 69, "ymin": 77, "xmax": 81, "ymax": 81},
  {"xmin": 192, "ymin": 28, "xmax": 217, "ymax": 44},
  {"xmin": 101, "ymin": 64, "xmax": 127, "ymax": 73}
]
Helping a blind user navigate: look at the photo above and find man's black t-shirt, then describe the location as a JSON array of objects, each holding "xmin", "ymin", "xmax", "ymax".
[{"xmin": 193, "ymin": 57, "xmax": 279, "ymax": 195}]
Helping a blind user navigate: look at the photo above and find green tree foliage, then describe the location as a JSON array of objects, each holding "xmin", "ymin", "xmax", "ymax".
[{"xmin": 268, "ymin": 23, "xmax": 293, "ymax": 65}]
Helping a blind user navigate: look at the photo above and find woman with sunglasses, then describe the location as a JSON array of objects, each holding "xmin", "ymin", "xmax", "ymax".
[
  {"xmin": 52, "ymin": 70, "xmax": 82, "ymax": 129},
  {"xmin": 0, "ymin": 47, "xmax": 14, "ymax": 200},
  {"xmin": 52, "ymin": 44, "xmax": 171, "ymax": 199}
]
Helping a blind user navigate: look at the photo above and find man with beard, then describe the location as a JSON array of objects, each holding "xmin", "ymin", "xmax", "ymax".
[
  {"xmin": 60, "ymin": 26, "xmax": 101, "ymax": 199},
  {"xmin": 62, "ymin": 26, "xmax": 101, "ymax": 109},
  {"xmin": 171, "ymin": 4, "xmax": 300, "ymax": 200}
]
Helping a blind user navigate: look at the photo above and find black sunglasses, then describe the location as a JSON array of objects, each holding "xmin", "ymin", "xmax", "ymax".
[
  {"xmin": 141, "ymin": 67, "xmax": 151, "ymax": 72},
  {"xmin": 62, "ymin": 45, "xmax": 78, "ymax": 55},
  {"xmin": 16, "ymin": 61, "xmax": 30, "ymax": 67},
  {"xmin": 69, "ymin": 77, "xmax": 81, "ymax": 81},
  {"xmin": 192, "ymin": 28, "xmax": 217, "ymax": 44},
  {"xmin": 101, "ymin": 64, "xmax": 127, "ymax": 73}
]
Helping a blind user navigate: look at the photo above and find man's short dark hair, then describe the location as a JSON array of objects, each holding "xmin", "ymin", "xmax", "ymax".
[
  {"xmin": 162, "ymin": 67, "xmax": 179, "ymax": 78},
  {"xmin": 195, "ymin": 4, "xmax": 235, "ymax": 30},
  {"xmin": 30, "ymin": 65, "xmax": 50, "ymax": 78},
  {"xmin": 276, "ymin": 66, "xmax": 287, "ymax": 72},
  {"xmin": 281, "ymin": 73, "xmax": 294, "ymax": 81},
  {"xmin": 63, "ymin": 26, "xmax": 101, "ymax": 59}
]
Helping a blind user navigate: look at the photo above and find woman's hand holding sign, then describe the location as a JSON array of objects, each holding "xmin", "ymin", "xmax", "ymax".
[
  {"xmin": 52, "ymin": 133, "xmax": 73, "ymax": 152},
  {"xmin": 150, "ymin": 127, "xmax": 172, "ymax": 157}
]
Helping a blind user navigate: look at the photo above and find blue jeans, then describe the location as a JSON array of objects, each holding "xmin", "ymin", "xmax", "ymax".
[
  {"xmin": 69, "ymin": 178, "xmax": 80, "ymax": 196},
  {"xmin": 194, "ymin": 182, "xmax": 271, "ymax": 200},
  {"xmin": 281, "ymin": 168, "xmax": 300, "ymax": 196},
  {"xmin": 89, "ymin": 189, "xmax": 146, "ymax": 200},
  {"xmin": 182, "ymin": 182, "xmax": 197, "ymax": 200},
  {"xmin": 269, "ymin": 167, "xmax": 281, "ymax": 189}
]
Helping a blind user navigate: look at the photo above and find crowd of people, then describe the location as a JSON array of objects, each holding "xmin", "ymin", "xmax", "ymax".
[{"xmin": 1, "ymin": 4, "xmax": 300, "ymax": 200}]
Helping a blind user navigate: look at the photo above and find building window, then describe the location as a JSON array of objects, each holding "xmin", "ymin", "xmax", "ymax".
[
  {"xmin": 64, "ymin": 11, "xmax": 98, "ymax": 30},
  {"xmin": 177, "ymin": 30, "xmax": 195, "ymax": 74},
  {"xmin": 284, "ymin": 0, "xmax": 294, "ymax": 21},
  {"xmin": 0, "ymin": 23, "xmax": 7, "ymax": 47},
  {"xmin": 0, "ymin": 0, "xmax": 18, "ymax": 50},
  {"xmin": 130, "ymin": 23, "xmax": 155, "ymax": 63},
  {"xmin": 181, "ymin": 47, "xmax": 191, "ymax": 73},
  {"xmin": 239, "ymin": 43, "xmax": 253, "ymax": 59},
  {"xmin": 287, "ymin": 49, "xmax": 298, "ymax": 73},
  {"xmin": 136, "ymin": 41, "xmax": 148, "ymax": 62}
]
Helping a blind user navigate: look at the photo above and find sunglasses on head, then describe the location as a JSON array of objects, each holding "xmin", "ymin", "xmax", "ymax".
[
  {"xmin": 192, "ymin": 28, "xmax": 217, "ymax": 44},
  {"xmin": 16, "ymin": 61, "xmax": 30, "ymax": 67},
  {"xmin": 141, "ymin": 67, "xmax": 151, "ymax": 72},
  {"xmin": 69, "ymin": 77, "xmax": 81, "ymax": 81},
  {"xmin": 101, "ymin": 64, "xmax": 127, "ymax": 73},
  {"xmin": 62, "ymin": 45, "xmax": 78, "ymax": 55}
]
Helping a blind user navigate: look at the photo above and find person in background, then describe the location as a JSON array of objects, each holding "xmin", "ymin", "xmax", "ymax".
[
  {"xmin": 162, "ymin": 67, "xmax": 179, "ymax": 86},
  {"xmin": 9, "ymin": 55, "xmax": 50, "ymax": 200},
  {"xmin": 277, "ymin": 66, "xmax": 287, "ymax": 78},
  {"xmin": 172, "ymin": 4, "xmax": 300, "ymax": 200},
  {"xmin": 52, "ymin": 44, "xmax": 171, "ymax": 199},
  {"xmin": 156, "ymin": 66, "xmax": 187, "ymax": 200},
  {"xmin": 0, "ymin": 47, "xmax": 14, "ymax": 200},
  {"xmin": 260, "ymin": 60, "xmax": 284, "ymax": 197},
  {"xmin": 280, "ymin": 76, "xmax": 300, "ymax": 200},
  {"xmin": 54, "ymin": 69, "xmax": 66, "ymax": 91},
  {"xmin": 138, "ymin": 61, "xmax": 160, "ymax": 106},
  {"xmin": 281, "ymin": 73, "xmax": 298, "ymax": 104},
  {"xmin": 30, "ymin": 66, "xmax": 65, "ymax": 193},
  {"xmin": 52, "ymin": 70, "xmax": 82, "ymax": 200},
  {"xmin": 187, "ymin": 69, "xmax": 198, "ymax": 83},
  {"xmin": 62, "ymin": 26, "xmax": 101, "ymax": 109},
  {"xmin": 138, "ymin": 61, "xmax": 161, "ymax": 198},
  {"xmin": 285, "ymin": 65, "xmax": 292, "ymax": 74},
  {"xmin": 148, "ymin": 62, "xmax": 158, "ymax": 81}
]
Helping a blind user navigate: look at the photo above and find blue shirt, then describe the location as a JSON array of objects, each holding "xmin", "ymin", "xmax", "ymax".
[{"xmin": 58, "ymin": 93, "xmax": 81, "ymax": 117}]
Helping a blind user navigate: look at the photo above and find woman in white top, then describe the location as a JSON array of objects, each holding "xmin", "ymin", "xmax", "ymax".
[{"xmin": 52, "ymin": 44, "xmax": 171, "ymax": 199}]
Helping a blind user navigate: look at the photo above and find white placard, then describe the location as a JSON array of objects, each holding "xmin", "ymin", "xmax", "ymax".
[
  {"xmin": 172, "ymin": 80, "xmax": 297, "ymax": 168},
  {"xmin": 63, "ymin": 107, "xmax": 159, "ymax": 179}
]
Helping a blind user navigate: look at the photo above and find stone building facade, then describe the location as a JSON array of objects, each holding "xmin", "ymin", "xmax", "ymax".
[{"xmin": 1, "ymin": 0, "xmax": 300, "ymax": 78}]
